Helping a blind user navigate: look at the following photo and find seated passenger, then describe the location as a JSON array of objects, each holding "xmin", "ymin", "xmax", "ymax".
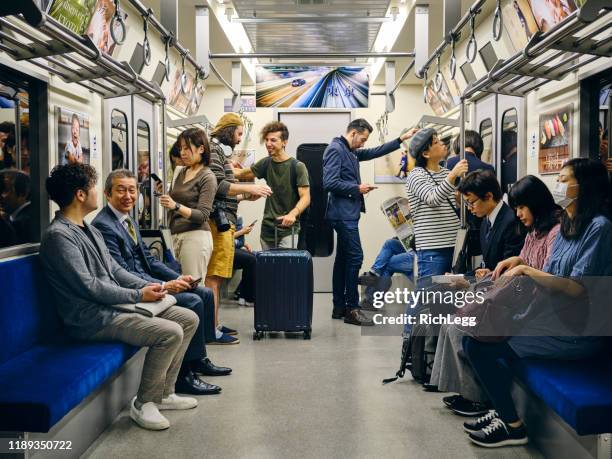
[
  {"xmin": 233, "ymin": 121, "xmax": 311, "ymax": 249},
  {"xmin": 232, "ymin": 215, "xmax": 256, "ymax": 306},
  {"xmin": 92, "ymin": 169, "xmax": 231, "ymax": 395},
  {"xmin": 0, "ymin": 169, "xmax": 32, "ymax": 244},
  {"xmin": 40, "ymin": 164, "xmax": 200, "ymax": 431},
  {"xmin": 431, "ymin": 175, "xmax": 561, "ymax": 416},
  {"xmin": 457, "ymin": 169, "xmax": 526, "ymax": 278},
  {"xmin": 462, "ymin": 159, "xmax": 612, "ymax": 447}
]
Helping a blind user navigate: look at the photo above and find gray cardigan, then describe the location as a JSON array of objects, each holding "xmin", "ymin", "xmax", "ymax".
[{"xmin": 40, "ymin": 212, "xmax": 148, "ymax": 339}]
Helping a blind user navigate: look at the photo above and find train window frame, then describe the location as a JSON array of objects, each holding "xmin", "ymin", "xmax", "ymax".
[
  {"xmin": 136, "ymin": 119, "xmax": 152, "ymax": 230},
  {"xmin": 580, "ymin": 68, "xmax": 612, "ymax": 162},
  {"xmin": 479, "ymin": 118, "xmax": 493, "ymax": 166},
  {"xmin": 0, "ymin": 63, "xmax": 49, "ymax": 260},
  {"xmin": 501, "ymin": 108, "xmax": 519, "ymax": 195},
  {"xmin": 111, "ymin": 109, "xmax": 129, "ymax": 171}
]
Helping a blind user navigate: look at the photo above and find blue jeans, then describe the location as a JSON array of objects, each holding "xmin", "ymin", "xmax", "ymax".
[
  {"xmin": 403, "ymin": 247, "xmax": 454, "ymax": 334},
  {"xmin": 371, "ymin": 238, "xmax": 415, "ymax": 279},
  {"xmin": 331, "ymin": 220, "xmax": 363, "ymax": 312}
]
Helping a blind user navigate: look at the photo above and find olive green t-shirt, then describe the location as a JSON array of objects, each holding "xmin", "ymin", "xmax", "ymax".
[{"xmin": 251, "ymin": 157, "xmax": 310, "ymax": 244}]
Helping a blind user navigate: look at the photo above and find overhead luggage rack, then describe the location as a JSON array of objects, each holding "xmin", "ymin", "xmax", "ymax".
[
  {"xmin": 0, "ymin": 13, "xmax": 164, "ymax": 102},
  {"xmin": 462, "ymin": 4, "xmax": 611, "ymax": 100}
]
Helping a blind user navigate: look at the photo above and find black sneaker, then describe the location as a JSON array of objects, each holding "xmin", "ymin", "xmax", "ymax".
[
  {"xmin": 463, "ymin": 410, "xmax": 499, "ymax": 433},
  {"xmin": 443, "ymin": 394, "xmax": 460, "ymax": 407},
  {"xmin": 358, "ymin": 272, "xmax": 379, "ymax": 286},
  {"xmin": 449, "ymin": 396, "xmax": 491, "ymax": 417},
  {"xmin": 468, "ymin": 418, "xmax": 528, "ymax": 448}
]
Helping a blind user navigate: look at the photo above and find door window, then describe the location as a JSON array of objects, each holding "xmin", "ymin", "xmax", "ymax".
[
  {"xmin": 111, "ymin": 109, "xmax": 128, "ymax": 170},
  {"xmin": 137, "ymin": 120, "xmax": 152, "ymax": 229},
  {"xmin": 479, "ymin": 118, "xmax": 493, "ymax": 165},
  {"xmin": 501, "ymin": 109, "xmax": 518, "ymax": 194}
]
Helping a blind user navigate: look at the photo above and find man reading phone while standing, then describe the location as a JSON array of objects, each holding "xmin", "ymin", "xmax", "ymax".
[
  {"xmin": 322, "ymin": 119, "xmax": 418, "ymax": 326},
  {"xmin": 93, "ymin": 169, "xmax": 232, "ymax": 397},
  {"xmin": 233, "ymin": 121, "xmax": 310, "ymax": 249}
]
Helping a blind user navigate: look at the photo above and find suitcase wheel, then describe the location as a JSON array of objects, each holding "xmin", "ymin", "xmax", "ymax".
[
  {"xmin": 303, "ymin": 330, "xmax": 311, "ymax": 340},
  {"xmin": 253, "ymin": 331, "xmax": 264, "ymax": 341}
]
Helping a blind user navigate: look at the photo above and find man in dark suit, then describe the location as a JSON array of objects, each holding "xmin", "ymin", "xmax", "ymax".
[
  {"xmin": 0, "ymin": 169, "xmax": 32, "ymax": 244},
  {"xmin": 93, "ymin": 169, "xmax": 231, "ymax": 395},
  {"xmin": 457, "ymin": 169, "xmax": 525, "ymax": 278},
  {"xmin": 447, "ymin": 130, "xmax": 495, "ymax": 257},
  {"xmin": 322, "ymin": 119, "xmax": 417, "ymax": 325}
]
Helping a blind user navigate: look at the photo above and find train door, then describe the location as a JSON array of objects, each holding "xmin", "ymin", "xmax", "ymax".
[
  {"xmin": 277, "ymin": 110, "xmax": 352, "ymax": 293},
  {"xmin": 472, "ymin": 94, "xmax": 496, "ymax": 169},
  {"xmin": 497, "ymin": 95, "xmax": 525, "ymax": 195},
  {"xmin": 103, "ymin": 95, "xmax": 161, "ymax": 230}
]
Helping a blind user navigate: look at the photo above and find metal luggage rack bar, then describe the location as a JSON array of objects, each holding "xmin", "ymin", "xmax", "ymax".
[
  {"xmin": 0, "ymin": 13, "xmax": 164, "ymax": 102},
  {"xmin": 417, "ymin": 114, "xmax": 461, "ymax": 139},
  {"xmin": 462, "ymin": 3, "xmax": 612, "ymax": 100}
]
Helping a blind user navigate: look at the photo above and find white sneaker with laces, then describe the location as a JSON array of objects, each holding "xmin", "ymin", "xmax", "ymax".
[
  {"xmin": 157, "ymin": 393, "xmax": 198, "ymax": 410},
  {"xmin": 130, "ymin": 397, "xmax": 170, "ymax": 430},
  {"xmin": 245, "ymin": 301, "xmax": 254, "ymax": 307},
  {"xmin": 238, "ymin": 298, "xmax": 246, "ymax": 306}
]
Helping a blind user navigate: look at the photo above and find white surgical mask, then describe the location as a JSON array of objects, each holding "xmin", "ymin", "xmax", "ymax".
[{"xmin": 552, "ymin": 182, "xmax": 577, "ymax": 209}]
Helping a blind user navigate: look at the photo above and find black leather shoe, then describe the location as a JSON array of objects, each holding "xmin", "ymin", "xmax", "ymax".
[
  {"xmin": 175, "ymin": 370, "xmax": 221, "ymax": 395},
  {"xmin": 343, "ymin": 309, "xmax": 374, "ymax": 326},
  {"xmin": 191, "ymin": 358, "xmax": 232, "ymax": 377},
  {"xmin": 332, "ymin": 309, "xmax": 345, "ymax": 319},
  {"xmin": 422, "ymin": 383, "xmax": 440, "ymax": 392}
]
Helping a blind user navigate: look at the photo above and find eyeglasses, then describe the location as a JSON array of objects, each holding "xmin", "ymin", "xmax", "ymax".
[{"xmin": 465, "ymin": 197, "xmax": 480, "ymax": 208}]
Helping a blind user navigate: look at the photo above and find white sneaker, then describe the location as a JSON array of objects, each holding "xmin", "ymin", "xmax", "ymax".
[
  {"xmin": 238, "ymin": 298, "xmax": 245, "ymax": 306},
  {"xmin": 157, "ymin": 393, "xmax": 198, "ymax": 410},
  {"xmin": 245, "ymin": 301, "xmax": 254, "ymax": 307},
  {"xmin": 130, "ymin": 397, "xmax": 170, "ymax": 430}
]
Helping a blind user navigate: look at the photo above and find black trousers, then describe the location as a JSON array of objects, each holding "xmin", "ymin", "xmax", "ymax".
[{"xmin": 232, "ymin": 248, "xmax": 256, "ymax": 302}]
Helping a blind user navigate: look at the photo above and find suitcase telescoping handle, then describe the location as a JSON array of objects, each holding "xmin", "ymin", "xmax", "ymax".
[{"xmin": 274, "ymin": 222, "xmax": 297, "ymax": 249}]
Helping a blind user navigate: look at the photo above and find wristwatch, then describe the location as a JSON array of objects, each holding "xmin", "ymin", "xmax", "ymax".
[{"xmin": 174, "ymin": 203, "xmax": 181, "ymax": 211}]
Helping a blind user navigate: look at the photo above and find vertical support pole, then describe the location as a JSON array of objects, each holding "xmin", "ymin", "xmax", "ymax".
[
  {"xmin": 231, "ymin": 61, "xmax": 241, "ymax": 112},
  {"xmin": 14, "ymin": 97, "xmax": 22, "ymax": 170},
  {"xmin": 443, "ymin": 0, "xmax": 461, "ymax": 39},
  {"xmin": 195, "ymin": 5, "xmax": 210, "ymax": 78},
  {"xmin": 161, "ymin": 99, "xmax": 168, "ymax": 227},
  {"xmin": 414, "ymin": 4, "xmax": 429, "ymax": 76},
  {"xmin": 459, "ymin": 97, "xmax": 466, "ymax": 227},
  {"xmin": 160, "ymin": 0, "xmax": 178, "ymax": 37},
  {"xmin": 385, "ymin": 61, "xmax": 396, "ymax": 113}
]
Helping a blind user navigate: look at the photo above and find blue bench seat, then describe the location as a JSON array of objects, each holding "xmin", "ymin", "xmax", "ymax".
[
  {"xmin": 509, "ymin": 347, "xmax": 612, "ymax": 436},
  {"xmin": 0, "ymin": 254, "xmax": 139, "ymax": 433}
]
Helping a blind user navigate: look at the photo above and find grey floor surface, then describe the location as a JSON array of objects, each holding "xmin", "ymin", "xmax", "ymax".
[{"xmin": 82, "ymin": 294, "xmax": 542, "ymax": 459}]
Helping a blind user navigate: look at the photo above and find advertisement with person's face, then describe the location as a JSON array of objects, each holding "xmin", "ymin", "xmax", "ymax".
[
  {"xmin": 167, "ymin": 69, "xmax": 195, "ymax": 114},
  {"xmin": 530, "ymin": 0, "xmax": 578, "ymax": 33},
  {"xmin": 503, "ymin": 0, "xmax": 539, "ymax": 50},
  {"xmin": 86, "ymin": 0, "xmax": 126, "ymax": 56},
  {"xmin": 56, "ymin": 107, "xmax": 90, "ymax": 166}
]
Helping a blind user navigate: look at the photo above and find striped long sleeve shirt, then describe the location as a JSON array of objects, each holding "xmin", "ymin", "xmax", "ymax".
[{"xmin": 405, "ymin": 167, "xmax": 460, "ymax": 251}]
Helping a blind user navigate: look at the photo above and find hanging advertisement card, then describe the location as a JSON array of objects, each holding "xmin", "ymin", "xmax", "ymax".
[
  {"xmin": 538, "ymin": 105, "xmax": 572, "ymax": 174},
  {"xmin": 56, "ymin": 107, "xmax": 91, "ymax": 166}
]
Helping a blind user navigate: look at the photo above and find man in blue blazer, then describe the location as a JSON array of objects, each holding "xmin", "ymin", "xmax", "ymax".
[
  {"xmin": 323, "ymin": 119, "xmax": 417, "ymax": 325},
  {"xmin": 93, "ymin": 169, "xmax": 231, "ymax": 396}
]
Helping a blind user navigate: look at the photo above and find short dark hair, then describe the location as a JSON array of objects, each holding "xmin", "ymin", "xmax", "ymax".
[
  {"xmin": 46, "ymin": 163, "xmax": 97, "ymax": 209},
  {"xmin": 212, "ymin": 125, "xmax": 240, "ymax": 147},
  {"xmin": 508, "ymin": 175, "xmax": 560, "ymax": 236},
  {"xmin": 169, "ymin": 140, "xmax": 180, "ymax": 159},
  {"xmin": 178, "ymin": 128, "xmax": 210, "ymax": 166},
  {"xmin": 457, "ymin": 169, "xmax": 502, "ymax": 202},
  {"xmin": 104, "ymin": 169, "xmax": 136, "ymax": 195},
  {"xmin": 346, "ymin": 118, "xmax": 373, "ymax": 134},
  {"xmin": 0, "ymin": 169, "xmax": 30, "ymax": 199},
  {"xmin": 260, "ymin": 121, "xmax": 289, "ymax": 143},
  {"xmin": 0, "ymin": 121, "xmax": 14, "ymax": 134},
  {"xmin": 452, "ymin": 130, "xmax": 484, "ymax": 158}
]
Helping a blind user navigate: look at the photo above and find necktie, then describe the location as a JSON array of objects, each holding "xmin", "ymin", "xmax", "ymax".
[
  {"xmin": 484, "ymin": 218, "xmax": 492, "ymax": 241},
  {"xmin": 125, "ymin": 218, "xmax": 138, "ymax": 244}
]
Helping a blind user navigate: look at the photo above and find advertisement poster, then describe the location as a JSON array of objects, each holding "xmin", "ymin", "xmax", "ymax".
[
  {"xmin": 224, "ymin": 97, "xmax": 256, "ymax": 113},
  {"xmin": 56, "ymin": 107, "xmax": 90, "ymax": 166},
  {"xmin": 502, "ymin": 0, "xmax": 539, "ymax": 50},
  {"xmin": 538, "ymin": 105, "xmax": 572, "ymax": 174},
  {"xmin": 256, "ymin": 65, "xmax": 369, "ymax": 108},
  {"xmin": 48, "ymin": 0, "xmax": 126, "ymax": 56},
  {"xmin": 230, "ymin": 149, "xmax": 256, "ymax": 169},
  {"xmin": 374, "ymin": 149, "xmax": 414, "ymax": 184},
  {"xmin": 167, "ymin": 69, "xmax": 195, "ymax": 114},
  {"xmin": 529, "ymin": 0, "xmax": 578, "ymax": 33}
]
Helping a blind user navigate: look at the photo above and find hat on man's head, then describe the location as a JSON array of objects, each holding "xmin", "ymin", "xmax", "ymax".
[
  {"xmin": 408, "ymin": 128, "xmax": 437, "ymax": 158},
  {"xmin": 211, "ymin": 113, "xmax": 243, "ymax": 136}
]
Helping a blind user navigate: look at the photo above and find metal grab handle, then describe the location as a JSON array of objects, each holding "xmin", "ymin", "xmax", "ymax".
[
  {"xmin": 142, "ymin": 11, "xmax": 151, "ymax": 66},
  {"xmin": 110, "ymin": 0, "xmax": 126, "ymax": 45},
  {"xmin": 433, "ymin": 55, "xmax": 443, "ymax": 92},
  {"xmin": 164, "ymin": 39, "xmax": 171, "ymax": 82},
  {"xmin": 449, "ymin": 37, "xmax": 457, "ymax": 80},
  {"xmin": 180, "ymin": 54, "xmax": 188, "ymax": 94},
  {"xmin": 422, "ymin": 71, "xmax": 428, "ymax": 103},
  {"xmin": 466, "ymin": 15, "xmax": 477, "ymax": 63},
  {"xmin": 492, "ymin": 0, "xmax": 503, "ymax": 41}
]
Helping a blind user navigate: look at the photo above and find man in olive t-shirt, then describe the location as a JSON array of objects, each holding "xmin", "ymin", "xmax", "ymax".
[{"xmin": 233, "ymin": 121, "xmax": 310, "ymax": 249}]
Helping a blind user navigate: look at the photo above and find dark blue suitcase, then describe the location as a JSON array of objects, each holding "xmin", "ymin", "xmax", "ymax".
[{"xmin": 253, "ymin": 228, "xmax": 313, "ymax": 340}]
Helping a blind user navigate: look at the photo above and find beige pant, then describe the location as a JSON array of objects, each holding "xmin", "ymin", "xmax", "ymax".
[
  {"xmin": 260, "ymin": 235, "xmax": 295, "ymax": 250},
  {"xmin": 91, "ymin": 306, "xmax": 199, "ymax": 403},
  {"xmin": 173, "ymin": 229, "xmax": 213, "ymax": 287}
]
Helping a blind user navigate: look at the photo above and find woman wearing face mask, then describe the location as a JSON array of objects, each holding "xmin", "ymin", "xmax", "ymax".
[
  {"xmin": 430, "ymin": 175, "xmax": 561, "ymax": 417},
  {"xmin": 160, "ymin": 128, "xmax": 217, "ymax": 286},
  {"xmin": 461, "ymin": 159, "xmax": 612, "ymax": 448}
]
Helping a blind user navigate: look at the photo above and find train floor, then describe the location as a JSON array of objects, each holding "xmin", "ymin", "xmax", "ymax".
[{"xmin": 83, "ymin": 293, "xmax": 542, "ymax": 459}]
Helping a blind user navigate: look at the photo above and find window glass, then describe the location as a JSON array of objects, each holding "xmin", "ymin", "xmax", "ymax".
[
  {"xmin": 111, "ymin": 110, "xmax": 128, "ymax": 170},
  {"xmin": 479, "ymin": 118, "xmax": 493, "ymax": 165},
  {"xmin": 599, "ymin": 85, "xmax": 610, "ymax": 168},
  {"xmin": 501, "ymin": 109, "xmax": 518, "ymax": 194},
  {"xmin": 0, "ymin": 82, "xmax": 34, "ymax": 248},
  {"xmin": 137, "ymin": 120, "xmax": 152, "ymax": 229}
]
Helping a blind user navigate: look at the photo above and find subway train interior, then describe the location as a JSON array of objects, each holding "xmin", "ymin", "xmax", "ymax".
[{"xmin": 0, "ymin": 0, "xmax": 611, "ymax": 458}]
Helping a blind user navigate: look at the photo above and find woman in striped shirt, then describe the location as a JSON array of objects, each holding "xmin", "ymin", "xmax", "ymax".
[{"xmin": 406, "ymin": 128, "xmax": 468, "ymax": 281}]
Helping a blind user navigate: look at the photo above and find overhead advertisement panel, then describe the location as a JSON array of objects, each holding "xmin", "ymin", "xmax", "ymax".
[{"xmin": 256, "ymin": 65, "xmax": 370, "ymax": 109}]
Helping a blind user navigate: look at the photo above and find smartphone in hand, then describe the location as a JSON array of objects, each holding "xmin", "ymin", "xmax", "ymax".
[
  {"xmin": 249, "ymin": 220, "xmax": 258, "ymax": 227},
  {"xmin": 150, "ymin": 173, "xmax": 162, "ymax": 184},
  {"xmin": 189, "ymin": 277, "xmax": 202, "ymax": 288}
]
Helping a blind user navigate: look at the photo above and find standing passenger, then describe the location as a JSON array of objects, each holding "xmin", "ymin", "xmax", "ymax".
[{"xmin": 323, "ymin": 119, "xmax": 417, "ymax": 326}]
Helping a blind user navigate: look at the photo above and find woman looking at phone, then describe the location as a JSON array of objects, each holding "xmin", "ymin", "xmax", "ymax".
[{"xmin": 160, "ymin": 128, "xmax": 217, "ymax": 287}]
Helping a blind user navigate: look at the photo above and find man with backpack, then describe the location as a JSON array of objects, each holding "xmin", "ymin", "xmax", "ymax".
[{"xmin": 233, "ymin": 121, "xmax": 310, "ymax": 249}]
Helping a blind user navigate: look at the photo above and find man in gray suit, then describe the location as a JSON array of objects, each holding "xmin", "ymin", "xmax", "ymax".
[{"xmin": 40, "ymin": 163, "xmax": 198, "ymax": 431}]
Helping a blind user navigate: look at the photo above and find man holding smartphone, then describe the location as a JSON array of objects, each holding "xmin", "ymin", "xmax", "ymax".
[
  {"xmin": 323, "ymin": 119, "xmax": 418, "ymax": 326},
  {"xmin": 93, "ymin": 169, "xmax": 232, "ymax": 396}
]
